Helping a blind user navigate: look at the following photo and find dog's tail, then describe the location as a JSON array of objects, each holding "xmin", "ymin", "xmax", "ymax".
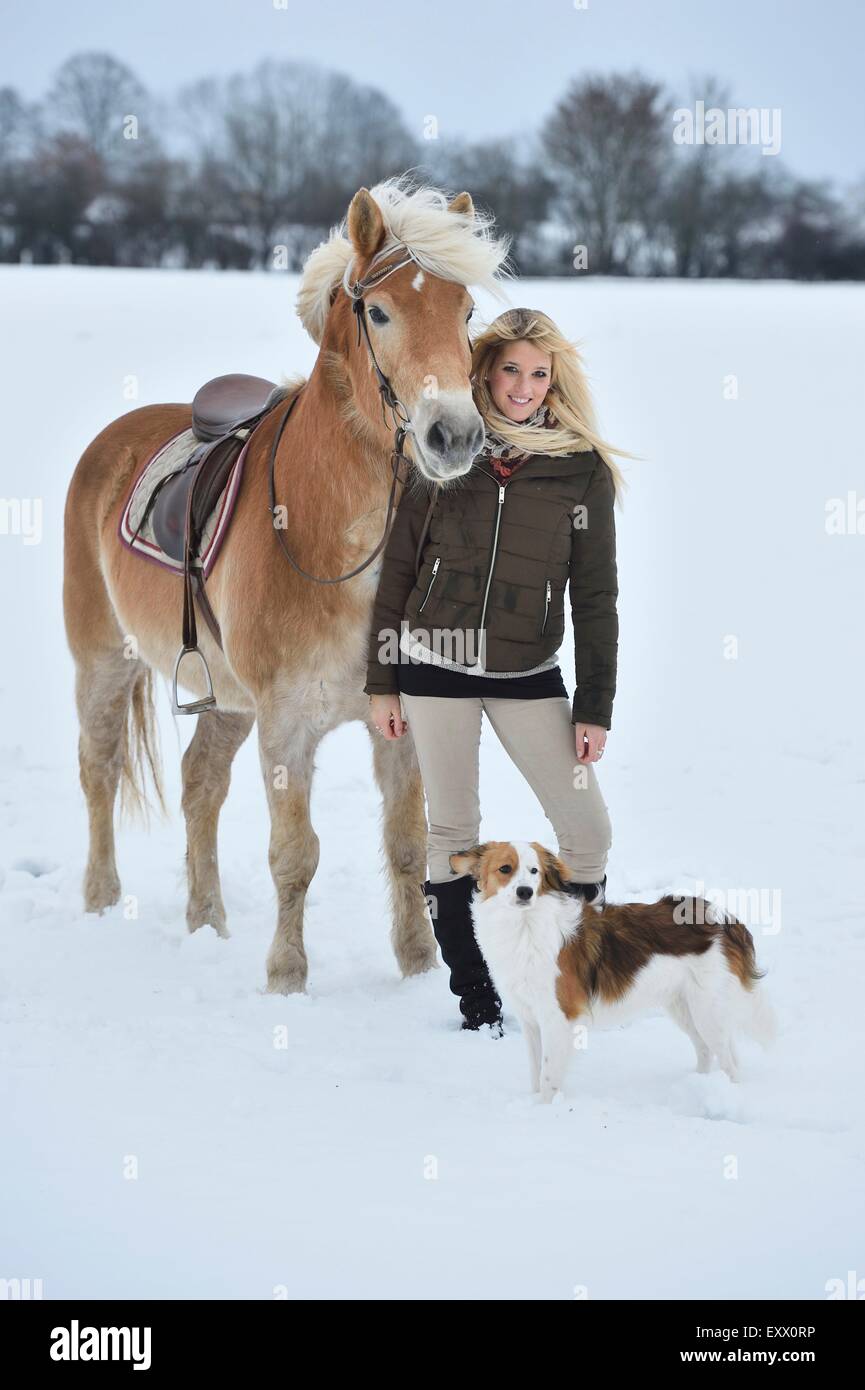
[
  {"xmin": 703, "ymin": 902, "xmax": 777, "ymax": 1049},
  {"xmin": 743, "ymin": 983, "xmax": 778, "ymax": 1049}
]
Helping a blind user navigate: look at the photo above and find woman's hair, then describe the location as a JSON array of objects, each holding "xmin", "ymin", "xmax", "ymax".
[{"xmin": 471, "ymin": 308, "xmax": 628, "ymax": 498}]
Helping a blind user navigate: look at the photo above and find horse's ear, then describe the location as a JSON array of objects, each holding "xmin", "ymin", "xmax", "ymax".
[
  {"xmin": 448, "ymin": 191, "xmax": 474, "ymax": 218},
  {"xmin": 347, "ymin": 187, "xmax": 387, "ymax": 260}
]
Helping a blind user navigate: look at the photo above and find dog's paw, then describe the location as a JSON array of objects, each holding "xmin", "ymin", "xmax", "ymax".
[{"xmin": 538, "ymin": 1087, "xmax": 566, "ymax": 1106}]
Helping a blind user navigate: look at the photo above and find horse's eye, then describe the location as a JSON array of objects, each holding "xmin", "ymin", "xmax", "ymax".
[
  {"xmin": 368, "ymin": 305, "xmax": 389, "ymax": 326},
  {"xmin": 499, "ymin": 864, "xmax": 512, "ymax": 875},
  {"xmin": 466, "ymin": 306, "xmax": 474, "ymax": 322}
]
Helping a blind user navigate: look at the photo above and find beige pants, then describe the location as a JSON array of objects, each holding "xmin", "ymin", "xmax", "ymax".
[{"xmin": 399, "ymin": 692, "xmax": 612, "ymax": 884}]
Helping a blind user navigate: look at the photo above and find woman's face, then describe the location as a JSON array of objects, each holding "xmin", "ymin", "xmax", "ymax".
[{"xmin": 487, "ymin": 339, "xmax": 553, "ymax": 422}]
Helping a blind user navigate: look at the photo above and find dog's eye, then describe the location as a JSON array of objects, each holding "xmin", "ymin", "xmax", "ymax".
[
  {"xmin": 499, "ymin": 864, "xmax": 512, "ymax": 875},
  {"xmin": 530, "ymin": 867, "xmax": 538, "ymax": 874}
]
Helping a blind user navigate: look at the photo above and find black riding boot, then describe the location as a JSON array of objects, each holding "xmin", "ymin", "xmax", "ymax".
[
  {"xmin": 420, "ymin": 875, "xmax": 503, "ymax": 1034},
  {"xmin": 561, "ymin": 874, "xmax": 607, "ymax": 908}
]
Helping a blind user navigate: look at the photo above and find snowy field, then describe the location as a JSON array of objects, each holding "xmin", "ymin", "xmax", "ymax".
[{"xmin": 1, "ymin": 266, "xmax": 863, "ymax": 1300}]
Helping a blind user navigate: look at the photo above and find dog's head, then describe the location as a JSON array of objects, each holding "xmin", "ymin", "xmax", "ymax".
[{"xmin": 449, "ymin": 840, "xmax": 573, "ymax": 909}]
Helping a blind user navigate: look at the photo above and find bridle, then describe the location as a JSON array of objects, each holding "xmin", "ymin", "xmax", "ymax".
[{"xmin": 268, "ymin": 243, "xmax": 423, "ymax": 585}]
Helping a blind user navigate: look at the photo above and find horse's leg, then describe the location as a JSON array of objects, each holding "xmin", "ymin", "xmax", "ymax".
[
  {"xmin": 73, "ymin": 649, "xmax": 147, "ymax": 913},
  {"xmin": 181, "ymin": 710, "xmax": 255, "ymax": 938},
  {"xmin": 368, "ymin": 722, "xmax": 438, "ymax": 977},
  {"xmin": 257, "ymin": 708, "xmax": 320, "ymax": 994},
  {"xmin": 65, "ymin": 459, "xmax": 166, "ymax": 913}
]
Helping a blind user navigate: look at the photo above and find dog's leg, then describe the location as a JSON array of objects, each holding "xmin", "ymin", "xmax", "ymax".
[
  {"xmin": 518, "ymin": 1013, "xmax": 542, "ymax": 1093},
  {"xmin": 538, "ymin": 1011, "xmax": 575, "ymax": 1103},
  {"xmin": 686, "ymin": 986, "xmax": 740, "ymax": 1082},
  {"xmin": 666, "ymin": 992, "xmax": 713, "ymax": 1074},
  {"xmin": 718, "ymin": 1034, "xmax": 740, "ymax": 1083}
]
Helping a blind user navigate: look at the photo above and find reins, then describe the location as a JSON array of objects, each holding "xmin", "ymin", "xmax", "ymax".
[{"xmin": 267, "ymin": 244, "xmax": 420, "ymax": 585}]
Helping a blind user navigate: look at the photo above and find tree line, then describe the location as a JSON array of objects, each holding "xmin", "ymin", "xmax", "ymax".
[{"xmin": 1, "ymin": 52, "xmax": 862, "ymax": 279}]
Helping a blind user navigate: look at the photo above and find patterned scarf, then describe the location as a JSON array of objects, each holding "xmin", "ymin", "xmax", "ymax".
[{"xmin": 478, "ymin": 403, "xmax": 558, "ymax": 481}]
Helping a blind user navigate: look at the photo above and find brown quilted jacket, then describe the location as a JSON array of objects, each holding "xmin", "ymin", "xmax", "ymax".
[{"xmin": 363, "ymin": 446, "xmax": 618, "ymax": 729}]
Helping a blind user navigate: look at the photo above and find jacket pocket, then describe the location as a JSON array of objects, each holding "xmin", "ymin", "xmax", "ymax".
[
  {"xmin": 417, "ymin": 556, "xmax": 441, "ymax": 614},
  {"xmin": 539, "ymin": 578, "xmax": 552, "ymax": 636}
]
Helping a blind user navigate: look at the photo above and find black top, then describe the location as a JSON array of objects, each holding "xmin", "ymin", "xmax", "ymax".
[{"xmin": 397, "ymin": 654, "xmax": 568, "ymax": 701}]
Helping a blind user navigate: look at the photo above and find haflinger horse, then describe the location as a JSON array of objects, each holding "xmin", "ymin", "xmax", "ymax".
[{"xmin": 63, "ymin": 177, "xmax": 510, "ymax": 993}]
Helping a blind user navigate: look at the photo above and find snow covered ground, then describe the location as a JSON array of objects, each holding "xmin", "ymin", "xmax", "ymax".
[{"xmin": 1, "ymin": 266, "xmax": 862, "ymax": 1299}]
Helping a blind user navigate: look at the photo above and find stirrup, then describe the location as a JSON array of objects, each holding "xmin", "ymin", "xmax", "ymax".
[{"xmin": 171, "ymin": 645, "xmax": 217, "ymax": 715}]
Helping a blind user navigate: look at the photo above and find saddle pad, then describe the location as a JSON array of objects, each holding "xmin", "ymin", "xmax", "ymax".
[{"xmin": 119, "ymin": 426, "xmax": 251, "ymax": 578}]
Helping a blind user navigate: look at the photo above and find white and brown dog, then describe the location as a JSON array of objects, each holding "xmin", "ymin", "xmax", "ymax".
[{"xmin": 449, "ymin": 841, "xmax": 776, "ymax": 1104}]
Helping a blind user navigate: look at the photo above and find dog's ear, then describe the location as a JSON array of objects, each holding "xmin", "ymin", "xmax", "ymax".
[
  {"xmin": 449, "ymin": 843, "xmax": 489, "ymax": 878},
  {"xmin": 534, "ymin": 843, "xmax": 572, "ymax": 895}
]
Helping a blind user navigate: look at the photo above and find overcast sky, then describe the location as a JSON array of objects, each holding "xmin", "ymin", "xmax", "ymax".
[{"xmin": 4, "ymin": 0, "xmax": 863, "ymax": 186}]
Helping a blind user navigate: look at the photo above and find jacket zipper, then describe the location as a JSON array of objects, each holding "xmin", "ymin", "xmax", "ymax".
[
  {"xmin": 477, "ymin": 478, "xmax": 507, "ymax": 635},
  {"xmin": 540, "ymin": 579, "xmax": 551, "ymax": 635},
  {"xmin": 417, "ymin": 555, "xmax": 441, "ymax": 613}
]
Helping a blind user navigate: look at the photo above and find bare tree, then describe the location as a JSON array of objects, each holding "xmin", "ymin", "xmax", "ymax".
[
  {"xmin": 314, "ymin": 72, "xmax": 418, "ymax": 217},
  {"xmin": 662, "ymin": 76, "xmax": 736, "ymax": 276},
  {"xmin": 0, "ymin": 86, "xmax": 42, "ymax": 168},
  {"xmin": 177, "ymin": 60, "xmax": 417, "ymax": 265},
  {"xmin": 420, "ymin": 134, "xmax": 553, "ymax": 271},
  {"xmin": 46, "ymin": 52, "xmax": 150, "ymax": 166},
  {"xmin": 178, "ymin": 61, "xmax": 330, "ymax": 265},
  {"xmin": 13, "ymin": 133, "xmax": 104, "ymax": 262},
  {"xmin": 541, "ymin": 71, "xmax": 667, "ymax": 273}
]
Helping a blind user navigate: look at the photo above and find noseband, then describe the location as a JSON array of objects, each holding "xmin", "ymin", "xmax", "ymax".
[{"xmin": 268, "ymin": 244, "xmax": 421, "ymax": 585}]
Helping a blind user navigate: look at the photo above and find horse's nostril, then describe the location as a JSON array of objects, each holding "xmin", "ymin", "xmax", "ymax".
[
  {"xmin": 426, "ymin": 421, "xmax": 448, "ymax": 456},
  {"xmin": 426, "ymin": 419, "xmax": 483, "ymax": 462}
]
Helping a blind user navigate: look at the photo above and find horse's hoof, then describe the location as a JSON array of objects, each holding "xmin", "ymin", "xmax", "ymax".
[
  {"xmin": 187, "ymin": 905, "xmax": 230, "ymax": 939},
  {"xmin": 265, "ymin": 972, "xmax": 307, "ymax": 996},
  {"xmin": 189, "ymin": 920, "xmax": 231, "ymax": 940},
  {"xmin": 83, "ymin": 872, "xmax": 121, "ymax": 915},
  {"xmin": 397, "ymin": 944, "xmax": 439, "ymax": 978}
]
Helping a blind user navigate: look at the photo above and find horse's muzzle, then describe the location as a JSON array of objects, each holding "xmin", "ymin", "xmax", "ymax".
[{"xmin": 411, "ymin": 393, "xmax": 485, "ymax": 480}]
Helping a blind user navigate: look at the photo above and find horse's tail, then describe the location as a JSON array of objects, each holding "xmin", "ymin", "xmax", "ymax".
[{"xmin": 119, "ymin": 665, "xmax": 166, "ymax": 822}]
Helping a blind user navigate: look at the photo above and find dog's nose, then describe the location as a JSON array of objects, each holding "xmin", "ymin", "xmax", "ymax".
[{"xmin": 516, "ymin": 885, "xmax": 533, "ymax": 901}]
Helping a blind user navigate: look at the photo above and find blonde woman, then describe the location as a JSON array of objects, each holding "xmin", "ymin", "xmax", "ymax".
[{"xmin": 365, "ymin": 308, "xmax": 625, "ymax": 1032}]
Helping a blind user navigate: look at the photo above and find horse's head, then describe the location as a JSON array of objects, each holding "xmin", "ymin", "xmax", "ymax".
[{"xmin": 298, "ymin": 179, "xmax": 511, "ymax": 484}]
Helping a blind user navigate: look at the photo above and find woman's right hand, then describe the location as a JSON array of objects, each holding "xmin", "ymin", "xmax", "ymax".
[{"xmin": 369, "ymin": 694, "xmax": 408, "ymax": 739}]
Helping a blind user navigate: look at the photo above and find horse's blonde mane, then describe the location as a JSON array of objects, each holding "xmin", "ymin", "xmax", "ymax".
[{"xmin": 297, "ymin": 175, "xmax": 512, "ymax": 344}]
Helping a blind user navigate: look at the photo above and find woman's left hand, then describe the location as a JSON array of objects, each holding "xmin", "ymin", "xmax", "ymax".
[{"xmin": 575, "ymin": 723, "xmax": 607, "ymax": 764}]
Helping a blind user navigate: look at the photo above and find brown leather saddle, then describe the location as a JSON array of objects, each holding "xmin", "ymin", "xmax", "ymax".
[
  {"xmin": 150, "ymin": 373, "xmax": 279, "ymax": 565},
  {"xmin": 142, "ymin": 373, "xmax": 284, "ymax": 714}
]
